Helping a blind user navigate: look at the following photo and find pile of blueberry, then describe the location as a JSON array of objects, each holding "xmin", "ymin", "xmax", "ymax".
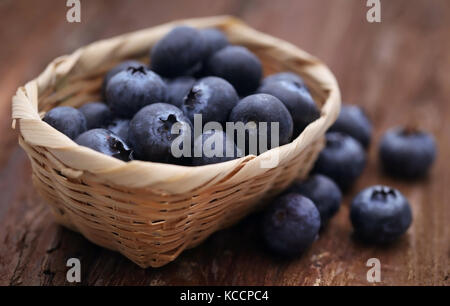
[
  {"xmin": 263, "ymin": 105, "xmax": 436, "ymax": 256},
  {"xmin": 42, "ymin": 25, "xmax": 437, "ymax": 259},
  {"xmin": 43, "ymin": 26, "xmax": 319, "ymax": 165}
]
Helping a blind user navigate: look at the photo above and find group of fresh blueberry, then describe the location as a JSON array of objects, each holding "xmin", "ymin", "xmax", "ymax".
[
  {"xmin": 42, "ymin": 25, "xmax": 437, "ymax": 258},
  {"xmin": 263, "ymin": 105, "xmax": 436, "ymax": 257},
  {"xmin": 44, "ymin": 26, "xmax": 319, "ymax": 166}
]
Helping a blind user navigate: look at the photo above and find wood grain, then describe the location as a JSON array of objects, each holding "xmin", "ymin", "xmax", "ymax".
[{"xmin": 0, "ymin": 0, "xmax": 449, "ymax": 285}]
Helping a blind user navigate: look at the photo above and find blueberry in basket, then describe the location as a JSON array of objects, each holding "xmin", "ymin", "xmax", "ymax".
[
  {"xmin": 287, "ymin": 174, "xmax": 342, "ymax": 227},
  {"xmin": 201, "ymin": 28, "xmax": 229, "ymax": 58},
  {"xmin": 350, "ymin": 185, "xmax": 412, "ymax": 244},
  {"xmin": 205, "ymin": 45, "xmax": 262, "ymax": 96},
  {"xmin": 101, "ymin": 60, "xmax": 145, "ymax": 98},
  {"xmin": 312, "ymin": 132, "xmax": 366, "ymax": 191},
  {"xmin": 128, "ymin": 103, "xmax": 192, "ymax": 164},
  {"xmin": 181, "ymin": 76, "xmax": 239, "ymax": 126},
  {"xmin": 43, "ymin": 106, "xmax": 87, "ymax": 140},
  {"xmin": 328, "ymin": 104, "xmax": 372, "ymax": 149},
  {"xmin": 75, "ymin": 128, "xmax": 133, "ymax": 162},
  {"xmin": 379, "ymin": 126, "xmax": 436, "ymax": 179},
  {"xmin": 107, "ymin": 118, "xmax": 130, "ymax": 142},
  {"xmin": 150, "ymin": 26, "xmax": 207, "ymax": 78},
  {"xmin": 262, "ymin": 193, "xmax": 321, "ymax": 257},
  {"xmin": 228, "ymin": 93, "xmax": 293, "ymax": 155},
  {"xmin": 105, "ymin": 66, "xmax": 166, "ymax": 118},
  {"xmin": 166, "ymin": 76, "xmax": 196, "ymax": 108},
  {"xmin": 192, "ymin": 129, "xmax": 242, "ymax": 166},
  {"xmin": 79, "ymin": 102, "xmax": 113, "ymax": 130},
  {"xmin": 257, "ymin": 78, "xmax": 320, "ymax": 136},
  {"xmin": 262, "ymin": 71, "xmax": 305, "ymax": 87}
]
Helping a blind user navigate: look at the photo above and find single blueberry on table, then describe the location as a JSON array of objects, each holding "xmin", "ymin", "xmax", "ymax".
[
  {"xmin": 205, "ymin": 46, "xmax": 262, "ymax": 96},
  {"xmin": 350, "ymin": 185, "xmax": 412, "ymax": 244},
  {"xmin": 328, "ymin": 105, "xmax": 372, "ymax": 149},
  {"xmin": 287, "ymin": 174, "xmax": 342, "ymax": 227},
  {"xmin": 262, "ymin": 72, "xmax": 305, "ymax": 87},
  {"xmin": 181, "ymin": 76, "xmax": 239, "ymax": 126},
  {"xmin": 43, "ymin": 106, "xmax": 87, "ymax": 140},
  {"xmin": 228, "ymin": 94, "xmax": 293, "ymax": 155},
  {"xmin": 262, "ymin": 193, "xmax": 321, "ymax": 257},
  {"xmin": 313, "ymin": 132, "xmax": 366, "ymax": 191},
  {"xmin": 107, "ymin": 118, "xmax": 130, "ymax": 142},
  {"xmin": 192, "ymin": 130, "xmax": 242, "ymax": 166},
  {"xmin": 257, "ymin": 80, "xmax": 320, "ymax": 136},
  {"xmin": 379, "ymin": 127, "xmax": 436, "ymax": 179},
  {"xmin": 151, "ymin": 26, "xmax": 207, "ymax": 78},
  {"xmin": 128, "ymin": 103, "xmax": 192, "ymax": 164},
  {"xmin": 75, "ymin": 128, "xmax": 133, "ymax": 161},
  {"xmin": 105, "ymin": 66, "xmax": 166, "ymax": 118},
  {"xmin": 101, "ymin": 60, "xmax": 144, "ymax": 98},
  {"xmin": 166, "ymin": 76, "xmax": 196, "ymax": 108},
  {"xmin": 79, "ymin": 102, "xmax": 113, "ymax": 130}
]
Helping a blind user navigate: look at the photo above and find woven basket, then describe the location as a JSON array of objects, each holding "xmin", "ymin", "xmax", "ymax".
[{"xmin": 11, "ymin": 16, "xmax": 340, "ymax": 268}]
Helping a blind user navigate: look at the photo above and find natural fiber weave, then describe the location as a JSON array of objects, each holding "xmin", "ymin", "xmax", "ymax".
[{"xmin": 11, "ymin": 16, "xmax": 341, "ymax": 268}]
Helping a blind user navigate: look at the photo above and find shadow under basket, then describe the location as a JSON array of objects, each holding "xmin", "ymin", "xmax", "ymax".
[{"xmin": 11, "ymin": 16, "xmax": 341, "ymax": 268}]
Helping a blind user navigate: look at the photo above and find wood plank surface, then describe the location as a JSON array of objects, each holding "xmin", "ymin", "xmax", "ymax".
[{"xmin": 0, "ymin": 0, "xmax": 448, "ymax": 285}]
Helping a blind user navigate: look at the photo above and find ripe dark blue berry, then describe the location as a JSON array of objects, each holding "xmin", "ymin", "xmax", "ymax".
[
  {"xmin": 228, "ymin": 94, "xmax": 293, "ymax": 154},
  {"xmin": 181, "ymin": 76, "xmax": 239, "ymax": 126},
  {"xmin": 128, "ymin": 103, "xmax": 192, "ymax": 163},
  {"xmin": 79, "ymin": 102, "xmax": 113, "ymax": 130},
  {"xmin": 205, "ymin": 46, "xmax": 262, "ymax": 96},
  {"xmin": 102, "ymin": 60, "xmax": 144, "ymax": 98},
  {"xmin": 379, "ymin": 127, "xmax": 436, "ymax": 179},
  {"xmin": 192, "ymin": 130, "xmax": 242, "ymax": 166},
  {"xmin": 166, "ymin": 76, "xmax": 196, "ymax": 108},
  {"xmin": 43, "ymin": 106, "xmax": 87, "ymax": 139},
  {"xmin": 329, "ymin": 105, "xmax": 372, "ymax": 149},
  {"xmin": 201, "ymin": 28, "xmax": 229, "ymax": 58},
  {"xmin": 151, "ymin": 26, "xmax": 207, "ymax": 78},
  {"xmin": 75, "ymin": 128, "xmax": 133, "ymax": 161},
  {"xmin": 287, "ymin": 174, "xmax": 342, "ymax": 227},
  {"xmin": 107, "ymin": 118, "xmax": 130, "ymax": 142},
  {"xmin": 257, "ymin": 80, "xmax": 320, "ymax": 136},
  {"xmin": 313, "ymin": 132, "xmax": 366, "ymax": 191},
  {"xmin": 350, "ymin": 185, "xmax": 412, "ymax": 244},
  {"xmin": 262, "ymin": 72, "xmax": 305, "ymax": 87},
  {"xmin": 105, "ymin": 66, "xmax": 166, "ymax": 118},
  {"xmin": 262, "ymin": 193, "xmax": 320, "ymax": 257}
]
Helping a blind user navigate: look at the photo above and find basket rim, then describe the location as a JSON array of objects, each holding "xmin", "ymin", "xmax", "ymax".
[{"xmin": 11, "ymin": 15, "xmax": 341, "ymax": 194}]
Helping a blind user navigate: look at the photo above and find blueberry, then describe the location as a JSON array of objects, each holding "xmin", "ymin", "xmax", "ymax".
[
  {"xmin": 43, "ymin": 106, "xmax": 87, "ymax": 139},
  {"xmin": 205, "ymin": 46, "xmax": 262, "ymax": 96},
  {"xmin": 75, "ymin": 129, "xmax": 133, "ymax": 161},
  {"xmin": 128, "ymin": 103, "xmax": 192, "ymax": 163},
  {"xmin": 166, "ymin": 76, "xmax": 196, "ymax": 108},
  {"xmin": 262, "ymin": 193, "xmax": 320, "ymax": 257},
  {"xmin": 379, "ymin": 127, "xmax": 436, "ymax": 179},
  {"xmin": 101, "ymin": 60, "xmax": 144, "ymax": 98},
  {"xmin": 313, "ymin": 132, "xmax": 366, "ymax": 191},
  {"xmin": 287, "ymin": 174, "xmax": 342, "ymax": 227},
  {"xmin": 201, "ymin": 28, "xmax": 229, "ymax": 57},
  {"xmin": 228, "ymin": 94, "xmax": 293, "ymax": 154},
  {"xmin": 107, "ymin": 118, "xmax": 130, "ymax": 142},
  {"xmin": 150, "ymin": 26, "xmax": 207, "ymax": 78},
  {"xmin": 257, "ymin": 80, "xmax": 320, "ymax": 136},
  {"xmin": 192, "ymin": 130, "xmax": 242, "ymax": 166},
  {"xmin": 350, "ymin": 185, "xmax": 412, "ymax": 244},
  {"xmin": 262, "ymin": 72, "xmax": 305, "ymax": 87},
  {"xmin": 105, "ymin": 66, "xmax": 166, "ymax": 118},
  {"xmin": 182, "ymin": 76, "xmax": 239, "ymax": 126},
  {"xmin": 78, "ymin": 102, "xmax": 113, "ymax": 129},
  {"xmin": 329, "ymin": 105, "xmax": 372, "ymax": 149}
]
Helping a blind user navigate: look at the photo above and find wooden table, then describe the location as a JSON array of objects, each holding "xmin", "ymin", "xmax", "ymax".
[{"xmin": 0, "ymin": 0, "xmax": 448, "ymax": 286}]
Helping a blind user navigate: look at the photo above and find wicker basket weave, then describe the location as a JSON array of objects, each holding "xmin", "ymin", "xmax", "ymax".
[{"xmin": 11, "ymin": 16, "xmax": 340, "ymax": 268}]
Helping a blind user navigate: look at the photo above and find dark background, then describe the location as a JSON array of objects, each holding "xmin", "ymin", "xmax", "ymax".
[{"xmin": 0, "ymin": 0, "xmax": 449, "ymax": 285}]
